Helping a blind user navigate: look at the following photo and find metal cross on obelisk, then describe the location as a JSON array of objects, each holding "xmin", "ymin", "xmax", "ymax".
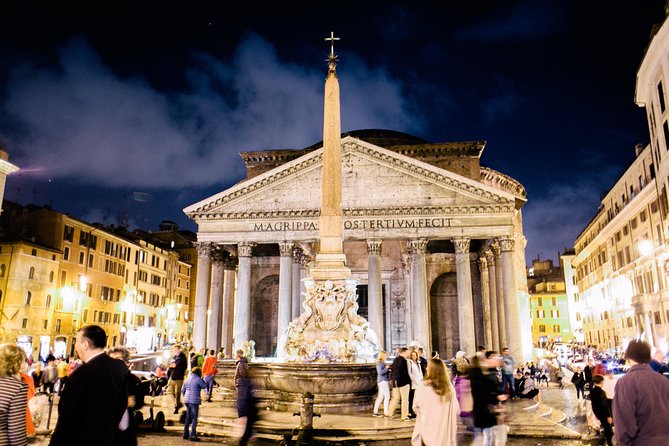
[{"xmin": 324, "ymin": 31, "xmax": 340, "ymax": 70}]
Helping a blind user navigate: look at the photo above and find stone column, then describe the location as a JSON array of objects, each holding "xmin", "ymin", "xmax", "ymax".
[
  {"xmin": 291, "ymin": 247, "xmax": 303, "ymax": 319},
  {"xmin": 479, "ymin": 255, "xmax": 492, "ymax": 349},
  {"xmin": 367, "ymin": 239, "xmax": 384, "ymax": 348},
  {"xmin": 500, "ymin": 237, "xmax": 522, "ymax": 360},
  {"xmin": 454, "ymin": 238, "xmax": 476, "ymax": 355},
  {"xmin": 207, "ymin": 250, "xmax": 225, "ymax": 351},
  {"xmin": 492, "ymin": 243, "xmax": 507, "ymax": 348},
  {"xmin": 221, "ymin": 259, "xmax": 236, "ymax": 356},
  {"xmin": 408, "ymin": 239, "xmax": 429, "ymax": 351},
  {"xmin": 234, "ymin": 242, "xmax": 254, "ymax": 351},
  {"xmin": 485, "ymin": 251, "xmax": 500, "ymax": 352},
  {"xmin": 193, "ymin": 242, "xmax": 212, "ymax": 350},
  {"xmin": 277, "ymin": 242, "xmax": 294, "ymax": 350}
]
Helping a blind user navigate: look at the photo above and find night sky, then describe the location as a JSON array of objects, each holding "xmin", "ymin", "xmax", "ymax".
[{"xmin": 0, "ymin": 1, "xmax": 666, "ymax": 265}]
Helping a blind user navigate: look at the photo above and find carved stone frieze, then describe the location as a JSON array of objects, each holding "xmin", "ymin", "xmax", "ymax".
[{"xmin": 187, "ymin": 139, "xmax": 517, "ymax": 219}]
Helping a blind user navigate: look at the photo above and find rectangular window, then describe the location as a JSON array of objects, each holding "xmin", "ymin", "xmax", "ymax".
[
  {"xmin": 88, "ymin": 254, "xmax": 94, "ymax": 268},
  {"xmin": 113, "ymin": 313, "xmax": 120, "ymax": 324},
  {"xmin": 664, "ymin": 121, "xmax": 669, "ymax": 150},
  {"xmin": 63, "ymin": 247, "xmax": 70, "ymax": 261},
  {"xmin": 640, "ymin": 210, "xmax": 647, "ymax": 222},
  {"xmin": 631, "ymin": 218, "xmax": 638, "ymax": 229},
  {"xmin": 63, "ymin": 225, "xmax": 74, "ymax": 242},
  {"xmin": 43, "ymin": 319, "xmax": 48, "ymax": 329},
  {"xmin": 78, "ymin": 251, "xmax": 85, "ymax": 265},
  {"xmin": 655, "ymin": 311, "xmax": 662, "ymax": 324},
  {"xmin": 83, "ymin": 309, "xmax": 88, "ymax": 323},
  {"xmin": 553, "ymin": 325, "xmax": 560, "ymax": 333},
  {"xmin": 551, "ymin": 297, "xmax": 557, "ymax": 306},
  {"xmin": 624, "ymin": 246, "xmax": 631, "ymax": 264},
  {"xmin": 55, "ymin": 319, "xmax": 61, "ymax": 333},
  {"xmin": 659, "ymin": 81, "xmax": 666, "ymax": 113},
  {"xmin": 93, "ymin": 310, "xmax": 98, "ymax": 323},
  {"xmin": 539, "ymin": 324, "xmax": 546, "ymax": 333},
  {"xmin": 537, "ymin": 297, "xmax": 542, "ymax": 306}
]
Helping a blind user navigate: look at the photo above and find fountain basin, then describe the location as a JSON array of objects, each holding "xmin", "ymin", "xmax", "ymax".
[{"xmin": 214, "ymin": 360, "xmax": 377, "ymax": 414}]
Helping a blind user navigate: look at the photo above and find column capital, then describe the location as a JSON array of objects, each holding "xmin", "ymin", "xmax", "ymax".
[
  {"xmin": 452, "ymin": 237, "xmax": 470, "ymax": 254},
  {"xmin": 407, "ymin": 238, "xmax": 428, "ymax": 255},
  {"xmin": 299, "ymin": 254, "xmax": 313, "ymax": 269},
  {"xmin": 223, "ymin": 256, "xmax": 238, "ymax": 270},
  {"xmin": 292, "ymin": 246, "xmax": 303, "ymax": 263},
  {"xmin": 238, "ymin": 242, "xmax": 255, "ymax": 257},
  {"xmin": 479, "ymin": 255, "xmax": 488, "ymax": 271},
  {"xmin": 484, "ymin": 250, "xmax": 495, "ymax": 265},
  {"xmin": 490, "ymin": 241, "xmax": 501, "ymax": 257},
  {"xmin": 279, "ymin": 241, "xmax": 295, "ymax": 257},
  {"xmin": 498, "ymin": 237, "xmax": 515, "ymax": 252},
  {"xmin": 366, "ymin": 239, "xmax": 383, "ymax": 256},
  {"xmin": 195, "ymin": 242, "xmax": 212, "ymax": 258}
]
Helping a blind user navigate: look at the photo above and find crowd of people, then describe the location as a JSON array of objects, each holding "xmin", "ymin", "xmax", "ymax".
[
  {"xmin": 3, "ymin": 330, "xmax": 669, "ymax": 445},
  {"xmin": 0, "ymin": 325, "xmax": 248, "ymax": 446}
]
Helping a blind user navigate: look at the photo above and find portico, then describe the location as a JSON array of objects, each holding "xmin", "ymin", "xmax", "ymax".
[{"xmin": 184, "ymin": 131, "xmax": 530, "ymax": 361}]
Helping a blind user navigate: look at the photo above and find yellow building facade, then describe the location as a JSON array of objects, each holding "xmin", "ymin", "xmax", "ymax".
[{"xmin": 1, "ymin": 203, "xmax": 192, "ymax": 358}]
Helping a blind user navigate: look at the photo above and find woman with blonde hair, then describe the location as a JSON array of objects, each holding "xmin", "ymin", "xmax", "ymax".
[
  {"xmin": 411, "ymin": 358, "xmax": 460, "ymax": 445},
  {"xmin": 372, "ymin": 351, "xmax": 390, "ymax": 417},
  {"xmin": 0, "ymin": 343, "xmax": 29, "ymax": 445}
]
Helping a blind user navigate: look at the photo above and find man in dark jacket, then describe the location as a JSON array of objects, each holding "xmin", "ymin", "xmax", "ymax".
[
  {"xmin": 613, "ymin": 339, "xmax": 669, "ymax": 445},
  {"xmin": 386, "ymin": 347, "xmax": 411, "ymax": 420},
  {"xmin": 167, "ymin": 344, "xmax": 187, "ymax": 414},
  {"xmin": 590, "ymin": 375, "xmax": 613, "ymax": 446},
  {"xmin": 50, "ymin": 325, "xmax": 128, "ymax": 446},
  {"xmin": 234, "ymin": 349, "xmax": 256, "ymax": 446}
]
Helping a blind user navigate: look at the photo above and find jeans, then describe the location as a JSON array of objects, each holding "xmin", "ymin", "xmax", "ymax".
[
  {"xmin": 501, "ymin": 373, "xmax": 515, "ymax": 397},
  {"xmin": 373, "ymin": 381, "xmax": 390, "ymax": 415},
  {"xmin": 204, "ymin": 374, "xmax": 215, "ymax": 398},
  {"xmin": 472, "ymin": 427, "xmax": 493, "ymax": 446},
  {"xmin": 183, "ymin": 403, "xmax": 200, "ymax": 439}
]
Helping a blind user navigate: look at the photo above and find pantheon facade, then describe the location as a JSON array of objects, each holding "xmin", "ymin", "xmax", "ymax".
[{"xmin": 185, "ymin": 130, "xmax": 531, "ymax": 360}]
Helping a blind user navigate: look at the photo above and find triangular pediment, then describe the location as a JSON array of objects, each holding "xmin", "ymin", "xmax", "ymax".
[{"xmin": 184, "ymin": 137, "xmax": 516, "ymax": 220}]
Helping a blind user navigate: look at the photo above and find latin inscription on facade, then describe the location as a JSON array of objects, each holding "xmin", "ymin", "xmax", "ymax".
[{"xmin": 253, "ymin": 217, "xmax": 452, "ymax": 232}]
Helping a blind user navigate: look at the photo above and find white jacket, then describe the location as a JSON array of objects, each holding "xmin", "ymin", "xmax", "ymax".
[{"xmin": 408, "ymin": 359, "xmax": 423, "ymax": 388}]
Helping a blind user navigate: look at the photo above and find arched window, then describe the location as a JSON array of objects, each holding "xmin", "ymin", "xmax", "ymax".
[
  {"xmin": 46, "ymin": 294, "xmax": 51, "ymax": 308},
  {"xmin": 25, "ymin": 291, "xmax": 32, "ymax": 305},
  {"xmin": 29, "ymin": 266, "xmax": 35, "ymax": 279},
  {"xmin": 49, "ymin": 271, "xmax": 54, "ymax": 283},
  {"xmin": 0, "ymin": 264, "xmax": 5, "ymax": 277}
]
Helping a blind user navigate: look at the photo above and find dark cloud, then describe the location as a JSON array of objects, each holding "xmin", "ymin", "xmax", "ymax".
[{"xmin": 1, "ymin": 34, "xmax": 419, "ymax": 189}]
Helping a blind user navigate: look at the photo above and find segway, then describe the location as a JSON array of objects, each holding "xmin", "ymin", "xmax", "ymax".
[{"xmin": 134, "ymin": 377, "xmax": 166, "ymax": 432}]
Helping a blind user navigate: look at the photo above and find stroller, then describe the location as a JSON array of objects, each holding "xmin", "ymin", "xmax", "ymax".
[{"xmin": 133, "ymin": 376, "xmax": 168, "ymax": 432}]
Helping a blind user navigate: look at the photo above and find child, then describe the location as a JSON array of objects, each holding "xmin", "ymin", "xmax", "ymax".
[
  {"xmin": 181, "ymin": 367, "xmax": 207, "ymax": 441},
  {"xmin": 590, "ymin": 375, "xmax": 613, "ymax": 446}
]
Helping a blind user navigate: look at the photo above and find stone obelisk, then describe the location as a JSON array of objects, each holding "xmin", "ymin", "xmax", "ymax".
[{"xmin": 310, "ymin": 32, "xmax": 351, "ymax": 282}]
